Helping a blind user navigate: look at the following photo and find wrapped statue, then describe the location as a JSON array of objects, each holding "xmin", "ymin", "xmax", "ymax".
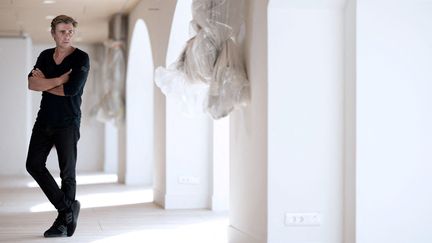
[{"xmin": 155, "ymin": 0, "xmax": 249, "ymax": 119}]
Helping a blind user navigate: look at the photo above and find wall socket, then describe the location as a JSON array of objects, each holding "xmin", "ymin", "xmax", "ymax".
[
  {"xmin": 178, "ymin": 176, "xmax": 200, "ymax": 185},
  {"xmin": 284, "ymin": 213, "xmax": 321, "ymax": 226}
]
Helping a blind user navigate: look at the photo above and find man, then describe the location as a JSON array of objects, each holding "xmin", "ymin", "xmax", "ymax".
[{"xmin": 26, "ymin": 15, "xmax": 89, "ymax": 238}]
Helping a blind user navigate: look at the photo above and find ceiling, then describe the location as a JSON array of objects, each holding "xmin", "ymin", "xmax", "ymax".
[{"xmin": 0, "ymin": 0, "xmax": 141, "ymax": 44}]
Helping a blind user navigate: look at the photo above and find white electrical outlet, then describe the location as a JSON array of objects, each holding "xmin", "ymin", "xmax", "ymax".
[
  {"xmin": 178, "ymin": 176, "xmax": 200, "ymax": 185},
  {"xmin": 284, "ymin": 213, "xmax": 321, "ymax": 227}
]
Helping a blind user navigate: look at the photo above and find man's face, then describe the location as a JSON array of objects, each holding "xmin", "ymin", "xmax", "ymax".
[{"xmin": 52, "ymin": 23, "xmax": 75, "ymax": 48}]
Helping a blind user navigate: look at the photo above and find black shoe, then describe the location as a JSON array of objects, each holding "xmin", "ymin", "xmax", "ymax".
[
  {"xmin": 65, "ymin": 200, "xmax": 81, "ymax": 237},
  {"xmin": 44, "ymin": 212, "xmax": 67, "ymax": 237}
]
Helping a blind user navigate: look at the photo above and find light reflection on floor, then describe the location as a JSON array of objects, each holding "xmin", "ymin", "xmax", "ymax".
[
  {"xmin": 90, "ymin": 219, "xmax": 229, "ymax": 243},
  {"xmin": 30, "ymin": 188, "xmax": 153, "ymax": 212},
  {"xmin": 28, "ymin": 173, "xmax": 154, "ymax": 212},
  {"xmin": 26, "ymin": 173, "xmax": 118, "ymax": 188}
]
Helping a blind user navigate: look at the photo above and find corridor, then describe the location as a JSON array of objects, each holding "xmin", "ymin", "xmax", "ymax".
[
  {"xmin": 0, "ymin": 173, "xmax": 228, "ymax": 243},
  {"xmin": 1, "ymin": 0, "xmax": 432, "ymax": 242}
]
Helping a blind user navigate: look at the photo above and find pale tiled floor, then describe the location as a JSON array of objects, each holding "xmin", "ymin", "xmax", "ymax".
[{"xmin": 0, "ymin": 173, "xmax": 228, "ymax": 243}]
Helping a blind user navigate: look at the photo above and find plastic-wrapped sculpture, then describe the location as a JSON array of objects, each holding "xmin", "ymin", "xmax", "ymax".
[
  {"xmin": 90, "ymin": 14, "xmax": 127, "ymax": 125},
  {"xmin": 155, "ymin": 0, "xmax": 249, "ymax": 119},
  {"xmin": 90, "ymin": 40, "xmax": 126, "ymax": 124}
]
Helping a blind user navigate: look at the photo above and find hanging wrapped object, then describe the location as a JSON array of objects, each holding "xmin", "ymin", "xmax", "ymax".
[
  {"xmin": 155, "ymin": 38, "xmax": 210, "ymax": 115},
  {"xmin": 207, "ymin": 39, "xmax": 248, "ymax": 119},
  {"xmin": 90, "ymin": 41, "xmax": 126, "ymax": 124},
  {"xmin": 90, "ymin": 14, "xmax": 127, "ymax": 125},
  {"xmin": 155, "ymin": 0, "xmax": 249, "ymax": 119}
]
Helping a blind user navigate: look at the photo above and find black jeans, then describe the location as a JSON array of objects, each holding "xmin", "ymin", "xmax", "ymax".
[{"xmin": 26, "ymin": 123, "xmax": 80, "ymax": 211}]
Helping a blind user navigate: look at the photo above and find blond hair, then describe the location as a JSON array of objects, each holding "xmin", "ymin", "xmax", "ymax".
[{"xmin": 51, "ymin": 15, "xmax": 77, "ymax": 32}]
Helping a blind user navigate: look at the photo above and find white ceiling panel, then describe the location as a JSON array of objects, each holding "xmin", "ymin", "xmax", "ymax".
[{"xmin": 0, "ymin": 0, "xmax": 140, "ymax": 43}]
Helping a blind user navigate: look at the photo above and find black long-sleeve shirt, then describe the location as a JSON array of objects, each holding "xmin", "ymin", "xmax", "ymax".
[{"xmin": 29, "ymin": 48, "xmax": 90, "ymax": 128}]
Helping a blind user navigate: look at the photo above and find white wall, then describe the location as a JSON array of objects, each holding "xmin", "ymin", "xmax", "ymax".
[
  {"xmin": 267, "ymin": 1, "xmax": 345, "ymax": 243},
  {"xmin": 229, "ymin": 0, "xmax": 268, "ymax": 242},
  {"xmin": 30, "ymin": 43, "xmax": 105, "ymax": 173},
  {"xmin": 357, "ymin": 1, "xmax": 432, "ymax": 243},
  {"xmin": 125, "ymin": 19, "xmax": 155, "ymax": 185},
  {"xmin": 0, "ymin": 37, "xmax": 32, "ymax": 175}
]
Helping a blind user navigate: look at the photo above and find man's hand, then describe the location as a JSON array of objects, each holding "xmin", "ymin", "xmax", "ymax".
[
  {"xmin": 47, "ymin": 69, "xmax": 71, "ymax": 96},
  {"xmin": 31, "ymin": 68, "xmax": 46, "ymax": 78},
  {"xmin": 59, "ymin": 69, "xmax": 72, "ymax": 84}
]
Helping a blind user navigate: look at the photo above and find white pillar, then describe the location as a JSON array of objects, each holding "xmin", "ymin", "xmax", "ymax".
[
  {"xmin": 0, "ymin": 37, "xmax": 32, "ymax": 175},
  {"xmin": 160, "ymin": 0, "xmax": 213, "ymax": 209},
  {"xmin": 229, "ymin": 0, "xmax": 347, "ymax": 242},
  {"xmin": 104, "ymin": 122, "xmax": 118, "ymax": 174},
  {"xmin": 125, "ymin": 19, "xmax": 155, "ymax": 186},
  {"xmin": 211, "ymin": 117, "xmax": 230, "ymax": 211},
  {"xmin": 117, "ymin": 123, "xmax": 126, "ymax": 184},
  {"xmin": 267, "ymin": 1, "xmax": 346, "ymax": 242},
  {"xmin": 228, "ymin": 0, "xmax": 268, "ymax": 242}
]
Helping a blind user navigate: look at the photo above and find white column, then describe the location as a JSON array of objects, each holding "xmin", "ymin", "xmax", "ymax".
[
  {"xmin": 125, "ymin": 19, "xmax": 155, "ymax": 186},
  {"xmin": 0, "ymin": 37, "xmax": 32, "ymax": 175},
  {"xmin": 228, "ymin": 0, "xmax": 268, "ymax": 242},
  {"xmin": 267, "ymin": 1, "xmax": 345, "ymax": 242},
  {"xmin": 128, "ymin": 0, "xmax": 178, "ymax": 208},
  {"xmin": 162, "ymin": 0, "xmax": 212, "ymax": 209},
  {"xmin": 211, "ymin": 117, "xmax": 230, "ymax": 211},
  {"xmin": 117, "ymin": 123, "xmax": 126, "ymax": 184},
  {"xmin": 229, "ymin": 0, "xmax": 347, "ymax": 242},
  {"xmin": 104, "ymin": 122, "xmax": 118, "ymax": 173}
]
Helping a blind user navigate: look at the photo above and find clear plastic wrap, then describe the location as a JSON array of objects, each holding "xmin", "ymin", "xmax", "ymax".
[
  {"xmin": 155, "ymin": 64, "xmax": 209, "ymax": 115},
  {"xmin": 154, "ymin": 0, "xmax": 249, "ymax": 119},
  {"xmin": 179, "ymin": 35, "xmax": 217, "ymax": 84},
  {"xmin": 192, "ymin": 0, "xmax": 245, "ymax": 44},
  {"xmin": 187, "ymin": 31, "xmax": 217, "ymax": 83},
  {"xmin": 206, "ymin": 38, "xmax": 248, "ymax": 119}
]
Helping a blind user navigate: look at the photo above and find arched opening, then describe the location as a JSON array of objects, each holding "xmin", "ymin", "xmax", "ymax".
[
  {"xmin": 160, "ymin": 0, "xmax": 229, "ymax": 210},
  {"xmin": 125, "ymin": 19, "xmax": 155, "ymax": 186}
]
